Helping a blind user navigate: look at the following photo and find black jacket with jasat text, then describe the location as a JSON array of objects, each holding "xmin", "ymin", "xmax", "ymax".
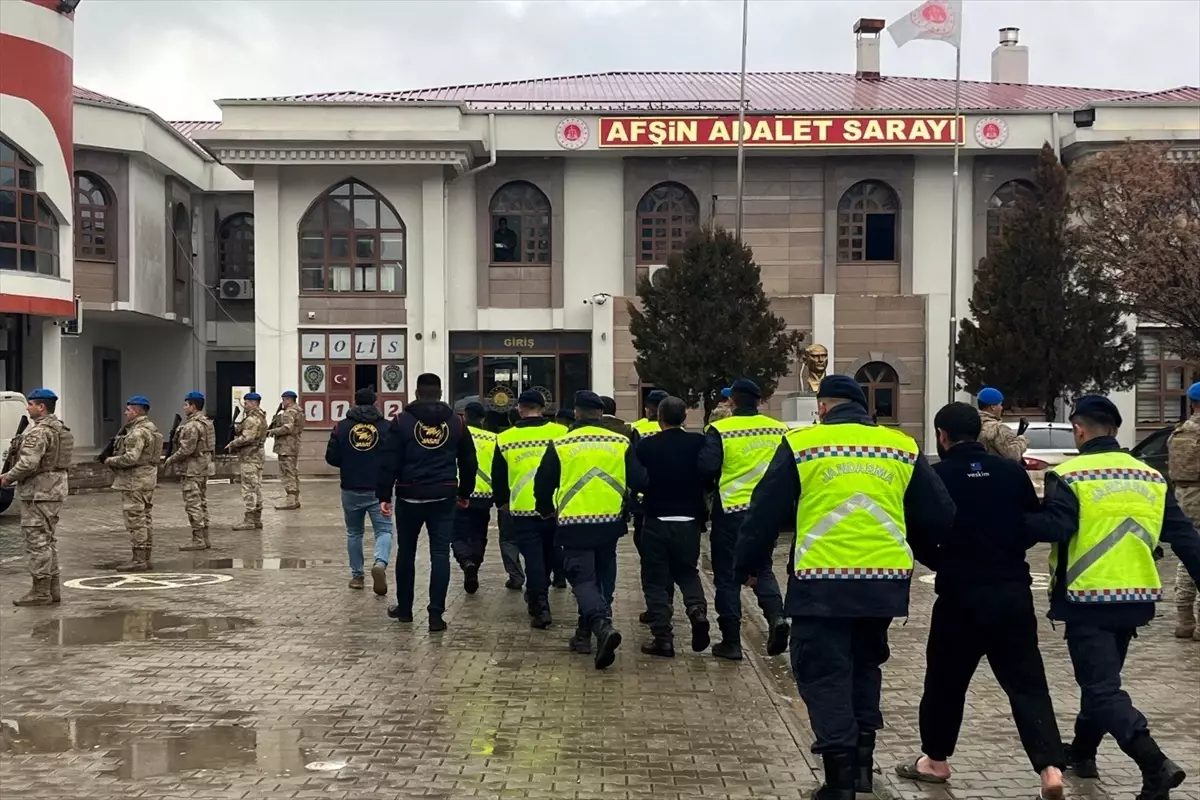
[
  {"xmin": 376, "ymin": 400, "xmax": 476, "ymax": 503},
  {"xmin": 325, "ymin": 405, "xmax": 391, "ymax": 492}
]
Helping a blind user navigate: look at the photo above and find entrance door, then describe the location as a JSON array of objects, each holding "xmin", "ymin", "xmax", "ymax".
[
  {"xmin": 481, "ymin": 355, "xmax": 519, "ymax": 430},
  {"xmin": 92, "ymin": 347, "xmax": 122, "ymax": 450},
  {"xmin": 520, "ymin": 355, "xmax": 557, "ymax": 409},
  {"xmin": 215, "ymin": 361, "xmax": 255, "ymax": 451}
]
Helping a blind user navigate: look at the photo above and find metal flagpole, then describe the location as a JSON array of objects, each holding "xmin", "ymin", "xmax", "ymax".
[
  {"xmin": 734, "ymin": 0, "xmax": 749, "ymax": 240},
  {"xmin": 946, "ymin": 43, "xmax": 963, "ymax": 403}
]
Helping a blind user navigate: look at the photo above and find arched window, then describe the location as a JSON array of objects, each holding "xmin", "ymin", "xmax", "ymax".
[
  {"xmin": 854, "ymin": 361, "xmax": 900, "ymax": 422},
  {"xmin": 837, "ymin": 180, "xmax": 899, "ymax": 263},
  {"xmin": 0, "ymin": 137, "xmax": 59, "ymax": 275},
  {"xmin": 489, "ymin": 181, "xmax": 550, "ymax": 265},
  {"xmin": 636, "ymin": 182, "xmax": 700, "ymax": 264},
  {"xmin": 986, "ymin": 179, "xmax": 1033, "ymax": 256},
  {"xmin": 74, "ymin": 172, "xmax": 115, "ymax": 261},
  {"xmin": 299, "ymin": 179, "xmax": 405, "ymax": 293},
  {"xmin": 171, "ymin": 202, "xmax": 192, "ymax": 315},
  {"xmin": 218, "ymin": 213, "xmax": 254, "ymax": 279}
]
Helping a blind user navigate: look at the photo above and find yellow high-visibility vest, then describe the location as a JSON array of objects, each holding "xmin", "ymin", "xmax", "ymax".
[
  {"xmin": 466, "ymin": 425, "xmax": 498, "ymax": 500},
  {"xmin": 631, "ymin": 417, "xmax": 660, "ymax": 438},
  {"xmin": 496, "ymin": 422, "xmax": 568, "ymax": 516},
  {"xmin": 552, "ymin": 427, "xmax": 630, "ymax": 525},
  {"xmin": 709, "ymin": 413, "xmax": 788, "ymax": 513}
]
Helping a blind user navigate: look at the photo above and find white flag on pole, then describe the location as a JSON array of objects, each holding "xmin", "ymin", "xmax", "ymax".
[{"xmin": 887, "ymin": 0, "xmax": 963, "ymax": 49}]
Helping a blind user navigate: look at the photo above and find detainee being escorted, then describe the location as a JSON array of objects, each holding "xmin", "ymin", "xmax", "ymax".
[
  {"xmin": 1, "ymin": 388, "xmax": 73, "ymax": 606},
  {"xmin": 326, "ymin": 388, "xmax": 393, "ymax": 595},
  {"xmin": 269, "ymin": 390, "xmax": 305, "ymax": 510},
  {"xmin": 453, "ymin": 401, "xmax": 497, "ymax": 594},
  {"xmin": 164, "ymin": 391, "xmax": 215, "ymax": 551},
  {"xmin": 227, "ymin": 392, "xmax": 268, "ymax": 530},
  {"xmin": 105, "ymin": 396, "xmax": 164, "ymax": 572}
]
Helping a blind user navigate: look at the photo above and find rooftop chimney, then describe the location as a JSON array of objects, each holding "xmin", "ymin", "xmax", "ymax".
[
  {"xmin": 991, "ymin": 27, "xmax": 1029, "ymax": 84},
  {"xmin": 854, "ymin": 18, "xmax": 886, "ymax": 80}
]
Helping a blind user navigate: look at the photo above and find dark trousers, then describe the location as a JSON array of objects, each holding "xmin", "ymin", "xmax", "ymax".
[
  {"xmin": 562, "ymin": 540, "xmax": 619, "ymax": 633},
  {"xmin": 451, "ymin": 506, "xmax": 491, "ymax": 566},
  {"xmin": 395, "ymin": 499, "xmax": 455, "ymax": 616},
  {"xmin": 640, "ymin": 518, "xmax": 707, "ymax": 640},
  {"xmin": 710, "ymin": 511, "xmax": 783, "ymax": 624},
  {"xmin": 1065, "ymin": 623, "xmax": 1150, "ymax": 755},
  {"xmin": 544, "ymin": 528, "xmax": 564, "ymax": 585},
  {"xmin": 920, "ymin": 586, "xmax": 1064, "ymax": 773},
  {"xmin": 497, "ymin": 510, "xmax": 524, "ymax": 584},
  {"xmin": 634, "ymin": 513, "xmax": 673, "ymax": 611},
  {"xmin": 791, "ymin": 616, "xmax": 891, "ymax": 754},
  {"xmin": 512, "ymin": 516, "xmax": 554, "ymax": 602}
]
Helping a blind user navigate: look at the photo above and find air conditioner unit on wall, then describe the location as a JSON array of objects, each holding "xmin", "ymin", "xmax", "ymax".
[{"xmin": 219, "ymin": 279, "xmax": 254, "ymax": 300}]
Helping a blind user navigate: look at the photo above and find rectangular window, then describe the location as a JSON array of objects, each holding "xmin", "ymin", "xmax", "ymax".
[
  {"xmin": 298, "ymin": 329, "xmax": 407, "ymax": 429},
  {"xmin": 1136, "ymin": 331, "xmax": 1195, "ymax": 425}
]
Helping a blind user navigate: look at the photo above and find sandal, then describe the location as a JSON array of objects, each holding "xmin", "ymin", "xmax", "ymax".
[{"xmin": 895, "ymin": 756, "xmax": 949, "ymax": 784}]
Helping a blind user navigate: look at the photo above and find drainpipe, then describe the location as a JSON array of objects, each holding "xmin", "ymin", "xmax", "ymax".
[
  {"xmin": 448, "ymin": 113, "xmax": 497, "ymax": 329},
  {"xmin": 1051, "ymin": 112, "xmax": 1061, "ymax": 159}
]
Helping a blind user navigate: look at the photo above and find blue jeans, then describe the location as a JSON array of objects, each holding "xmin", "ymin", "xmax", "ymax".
[{"xmin": 342, "ymin": 490, "xmax": 393, "ymax": 578}]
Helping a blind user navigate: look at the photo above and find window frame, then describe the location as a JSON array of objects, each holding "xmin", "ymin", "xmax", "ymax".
[
  {"xmin": 1136, "ymin": 332, "xmax": 1195, "ymax": 425},
  {"xmin": 488, "ymin": 180, "xmax": 552, "ymax": 266},
  {"xmin": 298, "ymin": 179, "xmax": 406, "ymax": 295},
  {"xmin": 73, "ymin": 171, "xmax": 116, "ymax": 262},
  {"xmin": 854, "ymin": 361, "xmax": 900, "ymax": 422},
  {"xmin": 985, "ymin": 179, "xmax": 1033, "ymax": 258},
  {"xmin": 635, "ymin": 181, "xmax": 700, "ymax": 265},
  {"xmin": 0, "ymin": 137, "xmax": 60, "ymax": 277},
  {"xmin": 836, "ymin": 180, "xmax": 900, "ymax": 264},
  {"xmin": 297, "ymin": 329, "xmax": 408, "ymax": 429},
  {"xmin": 217, "ymin": 212, "xmax": 254, "ymax": 281}
]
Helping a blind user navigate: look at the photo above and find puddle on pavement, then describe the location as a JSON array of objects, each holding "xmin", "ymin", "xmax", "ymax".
[
  {"xmin": 199, "ymin": 558, "xmax": 336, "ymax": 569},
  {"xmin": 31, "ymin": 611, "xmax": 255, "ymax": 645},
  {"xmin": 1, "ymin": 717, "xmax": 311, "ymax": 778}
]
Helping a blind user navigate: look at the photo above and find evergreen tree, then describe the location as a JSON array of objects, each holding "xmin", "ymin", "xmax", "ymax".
[
  {"xmin": 956, "ymin": 143, "xmax": 1140, "ymax": 421},
  {"xmin": 628, "ymin": 225, "xmax": 804, "ymax": 422}
]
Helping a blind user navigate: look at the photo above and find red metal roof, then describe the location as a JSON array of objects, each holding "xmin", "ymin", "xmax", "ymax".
[
  {"xmin": 169, "ymin": 120, "xmax": 221, "ymax": 139},
  {"xmin": 73, "ymin": 85, "xmax": 145, "ymax": 110},
  {"xmin": 225, "ymin": 71, "xmax": 1186, "ymax": 113},
  {"xmin": 1100, "ymin": 86, "xmax": 1200, "ymax": 104}
]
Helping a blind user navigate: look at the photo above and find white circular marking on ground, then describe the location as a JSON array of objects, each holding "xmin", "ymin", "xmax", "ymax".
[
  {"xmin": 62, "ymin": 573, "xmax": 234, "ymax": 591},
  {"xmin": 918, "ymin": 572, "xmax": 1050, "ymax": 589},
  {"xmin": 305, "ymin": 760, "xmax": 348, "ymax": 772}
]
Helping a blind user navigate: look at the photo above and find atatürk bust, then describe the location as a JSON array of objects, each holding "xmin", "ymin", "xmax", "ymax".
[{"xmin": 798, "ymin": 343, "xmax": 829, "ymax": 394}]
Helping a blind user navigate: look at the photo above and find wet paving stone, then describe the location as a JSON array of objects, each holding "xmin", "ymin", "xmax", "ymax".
[{"xmin": 1, "ymin": 481, "xmax": 1197, "ymax": 800}]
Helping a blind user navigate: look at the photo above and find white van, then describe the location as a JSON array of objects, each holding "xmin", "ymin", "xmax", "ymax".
[{"xmin": 0, "ymin": 391, "xmax": 30, "ymax": 513}]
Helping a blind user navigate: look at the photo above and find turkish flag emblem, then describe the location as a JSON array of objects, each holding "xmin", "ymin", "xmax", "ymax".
[{"xmin": 330, "ymin": 365, "xmax": 352, "ymax": 389}]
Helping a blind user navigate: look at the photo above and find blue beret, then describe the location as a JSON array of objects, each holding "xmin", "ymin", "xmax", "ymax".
[
  {"xmin": 243, "ymin": 392, "xmax": 262, "ymax": 402},
  {"xmin": 646, "ymin": 390, "xmax": 668, "ymax": 404},
  {"xmin": 184, "ymin": 391, "xmax": 205, "ymax": 403},
  {"xmin": 281, "ymin": 390, "xmax": 298, "ymax": 399},
  {"xmin": 1188, "ymin": 382, "xmax": 1200, "ymax": 402},
  {"xmin": 730, "ymin": 378, "xmax": 762, "ymax": 398},
  {"xmin": 27, "ymin": 388, "xmax": 57, "ymax": 401},
  {"xmin": 517, "ymin": 389, "xmax": 546, "ymax": 407},
  {"xmin": 720, "ymin": 387, "xmax": 732, "ymax": 399},
  {"xmin": 575, "ymin": 390, "xmax": 605, "ymax": 410},
  {"xmin": 1070, "ymin": 395, "xmax": 1122, "ymax": 428},
  {"xmin": 817, "ymin": 375, "xmax": 867, "ymax": 407},
  {"xmin": 126, "ymin": 395, "xmax": 151, "ymax": 408},
  {"xmin": 978, "ymin": 387, "xmax": 1004, "ymax": 406}
]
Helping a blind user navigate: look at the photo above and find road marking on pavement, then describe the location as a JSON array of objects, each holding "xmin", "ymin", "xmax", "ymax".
[
  {"xmin": 63, "ymin": 573, "xmax": 234, "ymax": 591},
  {"xmin": 917, "ymin": 572, "xmax": 1051, "ymax": 589}
]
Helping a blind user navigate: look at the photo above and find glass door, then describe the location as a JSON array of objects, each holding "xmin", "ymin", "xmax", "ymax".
[
  {"xmin": 482, "ymin": 355, "xmax": 519, "ymax": 430},
  {"xmin": 520, "ymin": 355, "xmax": 558, "ymax": 410}
]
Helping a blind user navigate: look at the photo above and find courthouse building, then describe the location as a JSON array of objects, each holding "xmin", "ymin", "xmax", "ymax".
[{"xmin": 2, "ymin": 3, "xmax": 1197, "ymax": 469}]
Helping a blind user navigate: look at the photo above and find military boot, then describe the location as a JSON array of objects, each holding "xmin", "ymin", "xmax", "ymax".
[
  {"xmin": 686, "ymin": 605, "xmax": 711, "ymax": 652},
  {"xmin": 253, "ymin": 509, "xmax": 264, "ymax": 529},
  {"xmin": 49, "ymin": 574, "xmax": 62, "ymax": 603},
  {"xmin": 854, "ymin": 731, "xmax": 876, "ymax": 794},
  {"xmin": 593, "ymin": 621, "xmax": 623, "ymax": 670},
  {"xmin": 766, "ymin": 615, "xmax": 791, "ymax": 656},
  {"xmin": 640, "ymin": 636, "xmax": 675, "ymax": 658},
  {"xmin": 274, "ymin": 494, "xmax": 300, "ymax": 510},
  {"xmin": 712, "ymin": 618, "xmax": 743, "ymax": 661},
  {"xmin": 232, "ymin": 514, "xmax": 256, "ymax": 531},
  {"xmin": 179, "ymin": 529, "xmax": 210, "ymax": 551},
  {"xmin": 1127, "ymin": 734, "xmax": 1185, "ymax": 800},
  {"xmin": 13, "ymin": 577, "xmax": 54, "ymax": 607},
  {"xmin": 568, "ymin": 627, "xmax": 593, "ymax": 654},
  {"xmin": 813, "ymin": 751, "xmax": 856, "ymax": 800},
  {"xmin": 1174, "ymin": 604, "xmax": 1196, "ymax": 639},
  {"xmin": 115, "ymin": 548, "xmax": 152, "ymax": 572}
]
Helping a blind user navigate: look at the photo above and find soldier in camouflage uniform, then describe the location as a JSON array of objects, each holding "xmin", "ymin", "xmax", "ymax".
[
  {"xmin": 164, "ymin": 391, "xmax": 215, "ymax": 551},
  {"xmin": 227, "ymin": 391, "xmax": 267, "ymax": 530},
  {"xmin": 708, "ymin": 387, "xmax": 733, "ymax": 424},
  {"xmin": 1, "ymin": 388, "xmax": 73, "ymax": 606},
  {"xmin": 976, "ymin": 387, "xmax": 1028, "ymax": 461},
  {"xmin": 1169, "ymin": 381, "xmax": 1200, "ymax": 640},
  {"xmin": 268, "ymin": 390, "xmax": 305, "ymax": 510},
  {"xmin": 105, "ymin": 395, "xmax": 164, "ymax": 572}
]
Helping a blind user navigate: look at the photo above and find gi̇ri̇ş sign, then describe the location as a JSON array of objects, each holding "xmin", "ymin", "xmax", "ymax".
[{"xmin": 598, "ymin": 115, "xmax": 965, "ymax": 148}]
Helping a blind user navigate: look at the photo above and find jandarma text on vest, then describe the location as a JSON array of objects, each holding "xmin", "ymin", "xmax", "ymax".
[
  {"xmin": 1087, "ymin": 480, "xmax": 1159, "ymax": 503},
  {"xmin": 819, "ymin": 462, "xmax": 896, "ymax": 484}
]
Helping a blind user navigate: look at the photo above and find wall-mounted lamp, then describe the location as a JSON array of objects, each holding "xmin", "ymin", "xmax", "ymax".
[{"xmin": 1072, "ymin": 108, "xmax": 1096, "ymax": 128}]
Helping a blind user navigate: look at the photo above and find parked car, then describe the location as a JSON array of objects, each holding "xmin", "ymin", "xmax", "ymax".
[
  {"xmin": 1130, "ymin": 424, "xmax": 1180, "ymax": 490},
  {"xmin": 1006, "ymin": 420, "xmax": 1078, "ymax": 495},
  {"xmin": 0, "ymin": 390, "xmax": 29, "ymax": 514}
]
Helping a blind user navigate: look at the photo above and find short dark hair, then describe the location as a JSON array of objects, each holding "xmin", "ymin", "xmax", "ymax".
[
  {"xmin": 33, "ymin": 398, "xmax": 57, "ymax": 414},
  {"xmin": 464, "ymin": 404, "xmax": 486, "ymax": 424},
  {"xmin": 1071, "ymin": 408, "xmax": 1118, "ymax": 433},
  {"xmin": 658, "ymin": 396, "xmax": 687, "ymax": 427},
  {"xmin": 186, "ymin": 398, "xmax": 205, "ymax": 412},
  {"xmin": 601, "ymin": 395, "xmax": 617, "ymax": 416},
  {"xmin": 415, "ymin": 373, "xmax": 441, "ymax": 399},
  {"xmin": 731, "ymin": 389, "xmax": 757, "ymax": 409},
  {"xmin": 576, "ymin": 406, "xmax": 602, "ymax": 420},
  {"xmin": 934, "ymin": 402, "xmax": 982, "ymax": 444}
]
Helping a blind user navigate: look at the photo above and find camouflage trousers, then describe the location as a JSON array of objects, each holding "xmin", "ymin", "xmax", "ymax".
[
  {"xmin": 1176, "ymin": 486, "xmax": 1200, "ymax": 617},
  {"xmin": 278, "ymin": 455, "xmax": 300, "ymax": 497},
  {"xmin": 20, "ymin": 498, "xmax": 61, "ymax": 578},
  {"xmin": 239, "ymin": 463, "xmax": 263, "ymax": 514},
  {"xmin": 121, "ymin": 489, "xmax": 155, "ymax": 549},
  {"xmin": 181, "ymin": 476, "xmax": 209, "ymax": 530}
]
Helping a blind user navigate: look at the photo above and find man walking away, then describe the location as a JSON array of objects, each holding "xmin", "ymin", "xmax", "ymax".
[
  {"xmin": 165, "ymin": 391, "xmax": 214, "ymax": 551},
  {"xmin": 105, "ymin": 396, "xmax": 165, "ymax": 572},
  {"xmin": 327, "ymin": 388, "xmax": 393, "ymax": 595},
  {"xmin": 977, "ymin": 387, "xmax": 1027, "ymax": 461},
  {"xmin": 453, "ymin": 402, "xmax": 497, "ymax": 594},
  {"xmin": 630, "ymin": 390, "xmax": 666, "ymax": 622},
  {"xmin": 895, "ymin": 402, "xmax": 1064, "ymax": 800},
  {"xmin": 1026, "ymin": 395, "xmax": 1200, "ymax": 800},
  {"xmin": 535, "ymin": 390, "xmax": 648, "ymax": 669},
  {"xmin": 493, "ymin": 390, "xmax": 568, "ymax": 629},
  {"xmin": 269, "ymin": 390, "xmax": 305, "ymax": 510},
  {"xmin": 736, "ymin": 375, "xmax": 954, "ymax": 800},
  {"xmin": 636, "ymin": 395, "xmax": 711, "ymax": 657},
  {"xmin": 699, "ymin": 378, "xmax": 790, "ymax": 660},
  {"xmin": 377, "ymin": 373, "xmax": 476, "ymax": 632},
  {"xmin": 227, "ymin": 392, "xmax": 267, "ymax": 530},
  {"xmin": 1169, "ymin": 382, "xmax": 1200, "ymax": 640}
]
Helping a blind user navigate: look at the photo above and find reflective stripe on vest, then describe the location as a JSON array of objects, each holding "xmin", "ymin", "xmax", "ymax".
[
  {"xmin": 553, "ymin": 429, "xmax": 629, "ymax": 525},
  {"xmin": 467, "ymin": 425, "xmax": 498, "ymax": 499},
  {"xmin": 1049, "ymin": 452, "xmax": 1166, "ymax": 604},
  {"xmin": 496, "ymin": 422, "xmax": 568, "ymax": 516},
  {"xmin": 710, "ymin": 414, "xmax": 788, "ymax": 513},
  {"xmin": 632, "ymin": 418, "xmax": 660, "ymax": 438},
  {"xmin": 787, "ymin": 423, "xmax": 917, "ymax": 580}
]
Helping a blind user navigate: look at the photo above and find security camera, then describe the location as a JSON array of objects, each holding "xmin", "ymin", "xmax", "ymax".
[{"xmin": 590, "ymin": 293, "xmax": 611, "ymax": 306}]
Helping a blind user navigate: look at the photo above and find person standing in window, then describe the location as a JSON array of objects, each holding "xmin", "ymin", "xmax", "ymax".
[{"xmin": 493, "ymin": 217, "xmax": 518, "ymax": 262}]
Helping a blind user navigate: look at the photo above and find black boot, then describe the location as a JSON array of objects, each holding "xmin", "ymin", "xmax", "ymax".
[
  {"xmin": 1127, "ymin": 733, "xmax": 1185, "ymax": 800},
  {"xmin": 569, "ymin": 627, "xmax": 592, "ymax": 654},
  {"xmin": 686, "ymin": 605, "xmax": 711, "ymax": 652},
  {"xmin": 531, "ymin": 599, "xmax": 553, "ymax": 630},
  {"xmin": 766, "ymin": 615, "xmax": 790, "ymax": 656},
  {"xmin": 428, "ymin": 613, "xmax": 447, "ymax": 632},
  {"xmin": 640, "ymin": 637, "xmax": 675, "ymax": 658},
  {"xmin": 854, "ymin": 731, "xmax": 876, "ymax": 794},
  {"xmin": 463, "ymin": 563, "xmax": 480, "ymax": 594},
  {"xmin": 712, "ymin": 618, "xmax": 743, "ymax": 661},
  {"xmin": 812, "ymin": 751, "xmax": 856, "ymax": 800},
  {"xmin": 639, "ymin": 610, "xmax": 651, "ymax": 625},
  {"xmin": 594, "ymin": 621, "xmax": 623, "ymax": 670},
  {"xmin": 552, "ymin": 574, "xmax": 568, "ymax": 589},
  {"xmin": 1063, "ymin": 742, "xmax": 1099, "ymax": 779}
]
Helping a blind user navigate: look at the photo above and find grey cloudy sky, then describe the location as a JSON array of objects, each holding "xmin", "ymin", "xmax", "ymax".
[{"xmin": 73, "ymin": 0, "xmax": 1200, "ymax": 121}]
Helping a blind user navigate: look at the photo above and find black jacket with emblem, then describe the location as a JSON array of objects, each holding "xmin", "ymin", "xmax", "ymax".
[
  {"xmin": 377, "ymin": 399, "xmax": 476, "ymax": 502},
  {"xmin": 325, "ymin": 405, "xmax": 391, "ymax": 492}
]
